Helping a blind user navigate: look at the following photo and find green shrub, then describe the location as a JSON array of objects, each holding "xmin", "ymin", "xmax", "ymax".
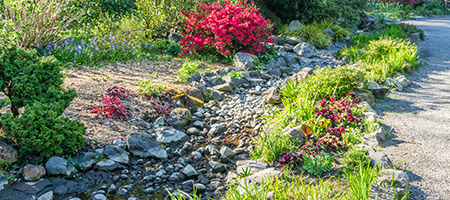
[
  {"xmin": 0, "ymin": 43, "xmax": 85, "ymax": 157},
  {"xmin": 263, "ymin": 0, "xmax": 327, "ymax": 24},
  {"xmin": 226, "ymin": 70, "xmax": 243, "ymax": 78},
  {"xmin": 323, "ymin": 0, "xmax": 369, "ymax": 27},
  {"xmin": 343, "ymin": 146, "xmax": 370, "ymax": 169},
  {"xmin": 288, "ymin": 23, "xmax": 332, "ymax": 49},
  {"xmin": 368, "ymin": 2, "xmax": 404, "ymax": 21},
  {"xmin": 138, "ymin": 80, "xmax": 164, "ymax": 95},
  {"xmin": 1, "ymin": 102, "xmax": 86, "ymax": 158},
  {"xmin": 177, "ymin": 61, "xmax": 201, "ymax": 82},
  {"xmin": 0, "ymin": 43, "xmax": 76, "ymax": 117}
]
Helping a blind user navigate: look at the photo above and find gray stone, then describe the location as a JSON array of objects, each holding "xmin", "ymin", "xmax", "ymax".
[
  {"xmin": 368, "ymin": 81, "xmax": 390, "ymax": 98},
  {"xmin": 237, "ymin": 168, "xmax": 281, "ymax": 194},
  {"xmin": 156, "ymin": 169, "xmax": 166, "ymax": 177},
  {"xmin": 353, "ymin": 88, "xmax": 375, "ymax": 106},
  {"xmin": 189, "ymin": 87, "xmax": 204, "ymax": 101},
  {"xmin": 276, "ymin": 57, "xmax": 287, "ymax": 67},
  {"xmin": 208, "ymin": 124, "xmax": 226, "ymax": 136},
  {"xmin": 282, "ymin": 126, "xmax": 306, "ymax": 144},
  {"xmin": 107, "ymin": 184, "xmax": 116, "ymax": 194},
  {"xmin": 166, "ymin": 108, "xmax": 192, "ymax": 128},
  {"xmin": 209, "ymin": 161, "xmax": 227, "ymax": 173},
  {"xmin": 0, "ymin": 174, "xmax": 7, "ymax": 191},
  {"xmin": 126, "ymin": 132, "xmax": 168, "ymax": 159},
  {"xmin": 285, "ymin": 20, "xmax": 303, "ymax": 35},
  {"xmin": 203, "ymin": 76, "xmax": 224, "ymax": 87},
  {"xmin": 220, "ymin": 146, "xmax": 235, "ymax": 159},
  {"xmin": 38, "ymin": 191, "xmax": 53, "ymax": 200},
  {"xmin": 370, "ymin": 151, "xmax": 392, "ymax": 168},
  {"xmin": 205, "ymin": 145, "xmax": 220, "ymax": 156},
  {"xmin": 169, "ymin": 173, "xmax": 183, "ymax": 182},
  {"xmin": 23, "ymin": 164, "xmax": 46, "ymax": 181},
  {"xmin": 94, "ymin": 159, "xmax": 124, "ymax": 171},
  {"xmin": 213, "ymin": 82, "xmax": 234, "ymax": 93},
  {"xmin": 385, "ymin": 78, "xmax": 404, "ymax": 91},
  {"xmin": 395, "ymin": 75, "xmax": 412, "ymax": 88},
  {"xmin": 186, "ymin": 127, "xmax": 199, "ymax": 135},
  {"xmin": 117, "ymin": 188, "xmax": 129, "ymax": 196},
  {"xmin": 181, "ymin": 164, "xmax": 198, "ymax": 178},
  {"xmin": 207, "ymin": 89, "xmax": 224, "ymax": 101},
  {"xmin": 193, "ymin": 121, "xmax": 204, "ymax": 128},
  {"xmin": 45, "ymin": 156, "xmax": 67, "ymax": 175},
  {"xmin": 265, "ymin": 87, "xmax": 281, "ymax": 104},
  {"xmin": 236, "ymin": 160, "xmax": 268, "ymax": 175},
  {"xmin": 324, "ymin": 28, "xmax": 335, "ymax": 38},
  {"xmin": 73, "ymin": 152, "xmax": 98, "ymax": 171},
  {"xmin": 156, "ymin": 126, "xmax": 188, "ymax": 144},
  {"xmin": 0, "ymin": 141, "xmax": 18, "ymax": 164},
  {"xmin": 279, "ymin": 52, "xmax": 301, "ymax": 66},
  {"xmin": 267, "ymin": 69, "xmax": 282, "ymax": 77},
  {"xmin": 54, "ymin": 185, "xmax": 68, "ymax": 195},
  {"xmin": 286, "ymin": 67, "xmax": 313, "ymax": 84},
  {"xmin": 374, "ymin": 123, "xmax": 386, "ymax": 141},
  {"xmin": 376, "ymin": 169, "xmax": 410, "ymax": 198},
  {"xmin": 91, "ymin": 193, "xmax": 107, "ymax": 200},
  {"xmin": 234, "ymin": 52, "xmax": 259, "ymax": 70},
  {"xmin": 194, "ymin": 183, "xmax": 206, "ymax": 192},
  {"xmin": 294, "ymin": 42, "xmax": 317, "ymax": 58},
  {"xmin": 113, "ymin": 139, "xmax": 126, "ymax": 148},
  {"xmin": 105, "ymin": 145, "xmax": 129, "ymax": 164},
  {"xmin": 223, "ymin": 76, "xmax": 250, "ymax": 88}
]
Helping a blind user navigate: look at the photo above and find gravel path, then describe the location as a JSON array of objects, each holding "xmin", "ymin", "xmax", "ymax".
[{"xmin": 376, "ymin": 16, "xmax": 450, "ymax": 200}]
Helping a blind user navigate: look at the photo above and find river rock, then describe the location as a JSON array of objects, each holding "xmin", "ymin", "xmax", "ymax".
[
  {"xmin": 395, "ymin": 75, "xmax": 412, "ymax": 88},
  {"xmin": 73, "ymin": 152, "xmax": 98, "ymax": 171},
  {"xmin": 370, "ymin": 151, "xmax": 392, "ymax": 168},
  {"xmin": 234, "ymin": 52, "xmax": 259, "ymax": 70},
  {"xmin": 166, "ymin": 108, "xmax": 192, "ymax": 128},
  {"xmin": 373, "ymin": 123, "xmax": 386, "ymax": 141},
  {"xmin": 181, "ymin": 164, "xmax": 198, "ymax": 178},
  {"xmin": 213, "ymin": 82, "xmax": 235, "ymax": 93},
  {"xmin": 105, "ymin": 145, "xmax": 128, "ymax": 164},
  {"xmin": 23, "ymin": 164, "xmax": 46, "ymax": 181},
  {"xmin": 282, "ymin": 126, "xmax": 306, "ymax": 144},
  {"xmin": 294, "ymin": 42, "xmax": 317, "ymax": 58},
  {"xmin": 45, "ymin": 156, "xmax": 67, "ymax": 175},
  {"xmin": 0, "ymin": 174, "xmax": 7, "ymax": 191},
  {"xmin": 385, "ymin": 78, "xmax": 404, "ymax": 91},
  {"xmin": 209, "ymin": 161, "xmax": 227, "ymax": 173},
  {"xmin": 376, "ymin": 169, "xmax": 410, "ymax": 199},
  {"xmin": 236, "ymin": 160, "xmax": 268, "ymax": 175},
  {"xmin": 265, "ymin": 87, "xmax": 281, "ymax": 104},
  {"xmin": 353, "ymin": 88, "xmax": 375, "ymax": 105},
  {"xmin": 0, "ymin": 141, "xmax": 18, "ymax": 164},
  {"xmin": 38, "ymin": 191, "xmax": 53, "ymax": 200},
  {"xmin": 156, "ymin": 126, "xmax": 188, "ymax": 144},
  {"xmin": 220, "ymin": 146, "xmax": 235, "ymax": 159},
  {"xmin": 126, "ymin": 132, "xmax": 168, "ymax": 159}
]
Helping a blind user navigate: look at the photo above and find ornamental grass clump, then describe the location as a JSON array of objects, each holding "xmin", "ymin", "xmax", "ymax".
[{"xmin": 179, "ymin": 0, "xmax": 274, "ymax": 56}]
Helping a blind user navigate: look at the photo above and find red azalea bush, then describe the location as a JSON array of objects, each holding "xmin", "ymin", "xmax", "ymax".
[{"xmin": 179, "ymin": 0, "xmax": 273, "ymax": 56}]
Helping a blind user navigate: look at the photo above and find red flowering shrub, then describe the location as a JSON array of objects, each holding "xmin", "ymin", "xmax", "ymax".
[{"xmin": 179, "ymin": 0, "xmax": 273, "ymax": 56}]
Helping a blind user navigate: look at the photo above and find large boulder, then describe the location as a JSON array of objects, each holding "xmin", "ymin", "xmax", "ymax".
[
  {"xmin": 293, "ymin": 42, "xmax": 317, "ymax": 58},
  {"xmin": 0, "ymin": 141, "xmax": 18, "ymax": 164},
  {"xmin": 285, "ymin": 20, "xmax": 303, "ymax": 35},
  {"xmin": 353, "ymin": 88, "xmax": 375, "ymax": 106},
  {"xmin": 45, "ymin": 156, "xmax": 68, "ymax": 175},
  {"xmin": 237, "ymin": 168, "xmax": 281, "ymax": 194},
  {"xmin": 234, "ymin": 52, "xmax": 259, "ymax": 70},
  {"xmin": 286, "ymin": 67, "xmax": 313, "ymax": 84},
  {"xmin": 166, "ymin": 108, "xmax": 192, "ymax": 128},
  {"xmin": 155, "ymin": 126, "xmax": 189, "ymax": 144},
  {"xmin": 367, "ymin": 81, "xmax": 390, "ymax": 98},
  {"xmin": 126, "ymin": 132, "xmax": 168, "ymax": 159}
]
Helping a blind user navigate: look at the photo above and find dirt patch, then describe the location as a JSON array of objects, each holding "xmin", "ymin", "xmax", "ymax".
[{"xmin": 62, "ymin": 58, "xmax": 228, "ymax": 150}]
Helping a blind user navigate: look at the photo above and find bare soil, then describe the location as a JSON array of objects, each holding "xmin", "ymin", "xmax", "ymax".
[{"xmin": 61, "ymin": 58, "xmax": 227, "ymax": 150}]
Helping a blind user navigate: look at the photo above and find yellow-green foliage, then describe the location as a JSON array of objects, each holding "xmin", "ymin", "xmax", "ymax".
[{"xmin": 288, "ymin": 24, "xmax": 332, "ymax": 49}]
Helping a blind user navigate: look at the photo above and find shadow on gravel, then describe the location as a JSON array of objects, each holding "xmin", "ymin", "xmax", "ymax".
[
  {"xmin": 407, "ymin": 172, "xmax": 428, "ymax": 199},
  {"xmin": 379, "ymin": 125, "xmax": 406, "ymax": 148}
]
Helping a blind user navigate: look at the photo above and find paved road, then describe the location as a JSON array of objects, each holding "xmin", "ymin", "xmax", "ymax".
[{"xmin": 376, "ymin": 16, "xmax": 450, "ymax": 200}]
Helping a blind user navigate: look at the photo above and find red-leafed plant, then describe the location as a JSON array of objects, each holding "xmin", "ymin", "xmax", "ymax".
[
  {"xmin": 106, "ymin": 86, "xmax": 131, "ymax": 99},
  {"xmin": 91, "ymin": 95, "xmax": 128, "ymax": 120},
  {"xmin": 179, "ymin": 0, "xmax": 273, "ymax": 56}
]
